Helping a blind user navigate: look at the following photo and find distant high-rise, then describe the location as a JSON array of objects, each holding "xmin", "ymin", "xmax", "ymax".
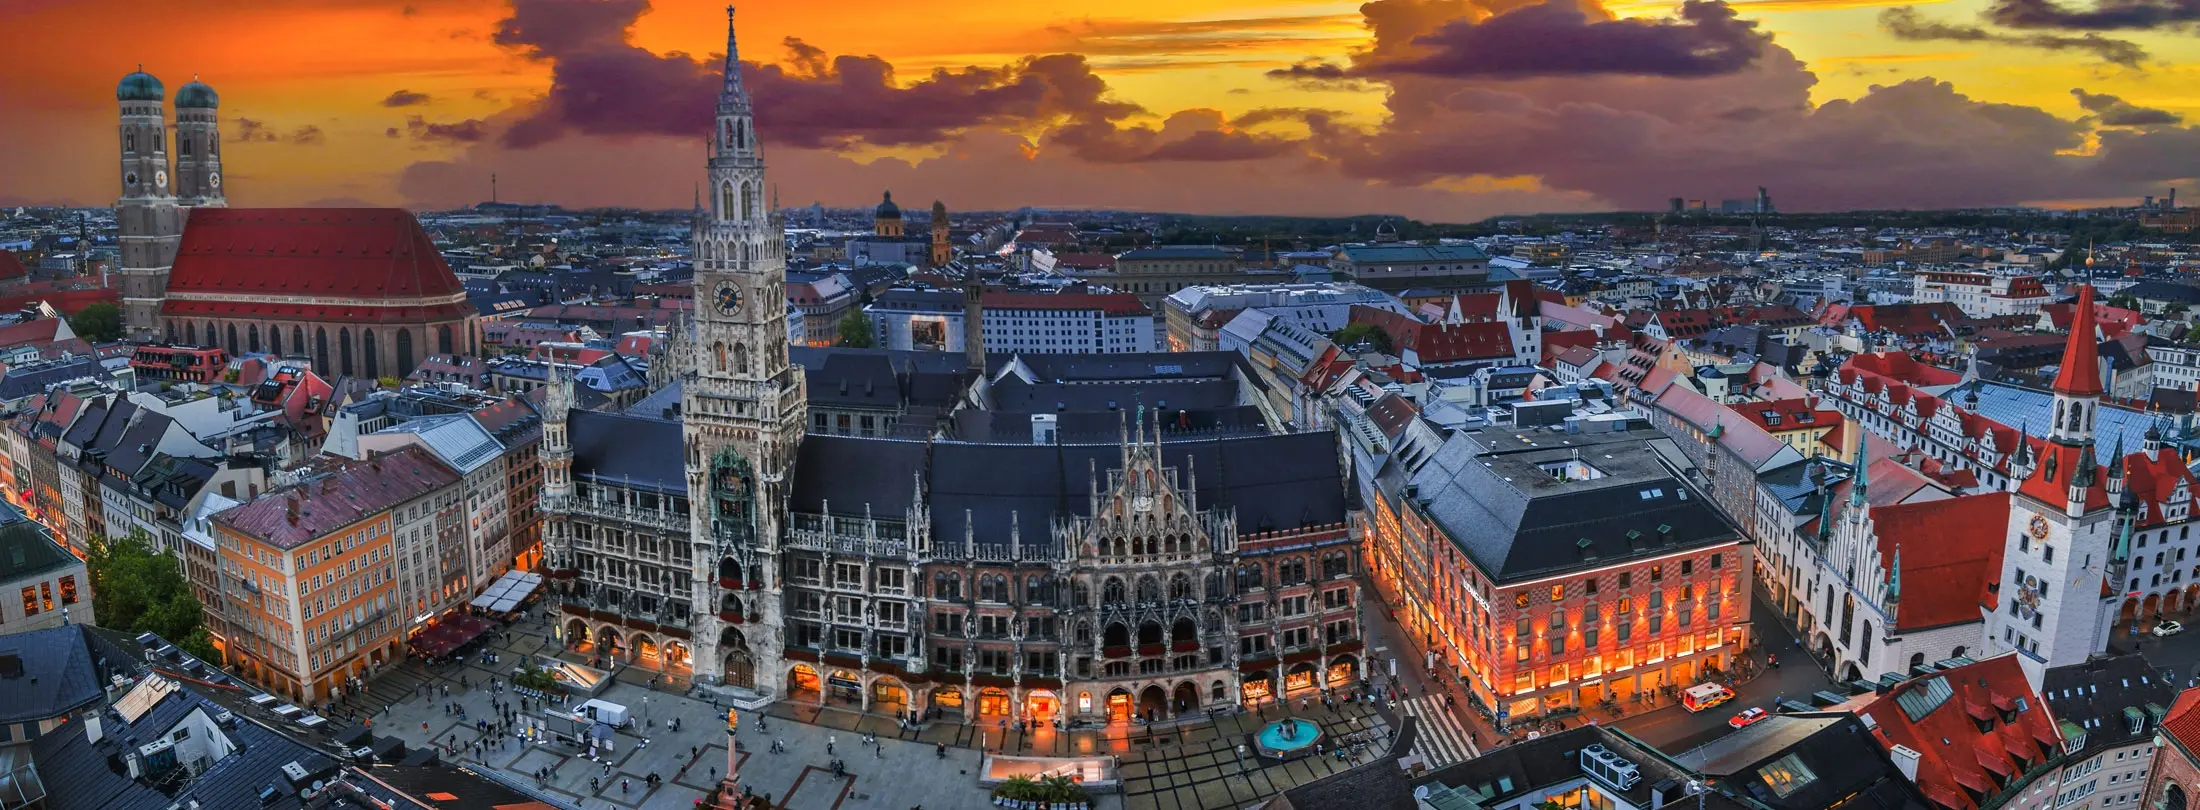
[{"xmin": 1756, "ymin": 186, "xmax": 1774, "ymax": 214}]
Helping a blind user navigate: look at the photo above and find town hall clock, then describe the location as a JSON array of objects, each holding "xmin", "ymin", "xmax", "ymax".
[{"xmin": 714, "ymin": 281, "xmax": 743, "ymax": 316}]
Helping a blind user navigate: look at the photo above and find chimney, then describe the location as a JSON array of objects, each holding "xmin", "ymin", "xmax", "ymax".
[
  {"xmin": 85, "ymin": 713, "xmax": 104, "ymax": 744},
  {"xmin": 1889, "ymin": 744, "xmax": 1921, "ymax": 783},
  {"xmin": 286, "ymin": 495, "xmax": 300, "ymax": 525}
]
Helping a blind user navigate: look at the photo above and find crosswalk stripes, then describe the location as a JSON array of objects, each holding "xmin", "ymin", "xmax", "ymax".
[{"xmin": 1399, "ymin": 694, "xmax": 1478, "ymax": 767}]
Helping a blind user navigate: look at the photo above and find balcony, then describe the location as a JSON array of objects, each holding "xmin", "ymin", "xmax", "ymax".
[
  {"xmin": 582, "ymin": 500, "xmax": 688, "ymax": 533},
  {"xmin": 785, "ymin": 528, "xmax": 910, "ymax": 558}
]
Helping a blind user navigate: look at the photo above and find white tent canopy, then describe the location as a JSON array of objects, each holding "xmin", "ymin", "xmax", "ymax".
[{"xmin": 471, "ymin": 570, "xmax": 544, "ymax": 612}]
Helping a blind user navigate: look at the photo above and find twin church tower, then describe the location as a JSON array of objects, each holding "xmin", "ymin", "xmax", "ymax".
[{"xmin": 113, "ymin": 69, "xmax": 226, "ymax": 340}]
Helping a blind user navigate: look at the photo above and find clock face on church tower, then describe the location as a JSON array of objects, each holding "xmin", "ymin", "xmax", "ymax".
[
  {"xmin": 154, "ymin": 170, "xmax": 167, "ymax": 189},
  {"xmin": 715, "ymin": 281, "xmax": 743, "ymax": 316}
]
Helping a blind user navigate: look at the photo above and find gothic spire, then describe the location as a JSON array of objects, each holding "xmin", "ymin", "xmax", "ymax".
[
  {"xmin": 1886, "ymin": 544, "xmax": 1902, "ymax": 605},
  {"xmin": 2052, "ymin": 284, "xmax": 2104, "ymax": 399},
  {"xmin": 1849, "ymin": 434, "xmax": 1870, "ymax": 508},
  {"xmin": 718, "ymin": 6, "xmax": 749, "ymax": 112}
]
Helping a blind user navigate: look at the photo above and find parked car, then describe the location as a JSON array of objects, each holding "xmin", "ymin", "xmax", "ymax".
[{"xmin": 2154, "ymin": 620, "xmax": 2184, "ymax": 637}]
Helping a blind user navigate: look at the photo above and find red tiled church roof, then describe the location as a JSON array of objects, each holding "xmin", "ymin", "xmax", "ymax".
[
  {"xmin": 162, "ymin": 208, "xmax": 472, "ymax": 325},
  {"xmin": 1872, "ymin": 492, "xmax": 2009, "ymax": 632},
  {"xmin": 0, "ymin": 251, "xmax": 27, "ymax": 281}
]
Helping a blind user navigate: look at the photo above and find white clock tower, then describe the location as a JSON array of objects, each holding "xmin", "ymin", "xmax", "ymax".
[
  {"xmin": 683, "ymin": 6, "xmax": 807, "ymax": 692},
  {"xmin": 1993, "ymin": 284, "xmax": 2124, "ymax": 688}
]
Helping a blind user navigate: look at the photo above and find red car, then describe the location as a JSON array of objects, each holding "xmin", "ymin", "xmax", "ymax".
[{"xmin": 1728, "ymin": 707, "xmax": 1769, "ymax": 729}]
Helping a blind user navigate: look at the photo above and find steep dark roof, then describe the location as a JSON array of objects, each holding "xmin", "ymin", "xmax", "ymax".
[
  {"xmin": 1403, "ymin": 426, "xmax": 1739, "ymax": 583},
  {"xmin": 791, "ymin": 431, "xmax": 1346, "ymax": 553},
  {"xmin": 0, "ymin": 625, "xmax": 102, "ymax": 725},
  {"xmin": 1002, "ymin": 351, "xmax": 1240, "ymax": 383},
  {"xmin": 991, "ymin": 376, "xmax": 1238, "ymax": 414},
  {"xmin": 1416, "ymin": 726, "xmax": 1750, "ymax": 810},
  {"xmin": 808, "ymin": 352, "xmax": 901, "ymax": 410},
  {"xmin": 2043, "ymin": 653, "xmax": 2178, "ymax": 757},
  {"xmin": 0, "ymin": 357, "xmax": 105, "ymax": 402},
  {"xmin": 1677, "ymin": 713, "xmax": 1932, "ymax": 810},
  {"xmin": 0, "ymin": 503, "xmax": 77, "ymax": 586},
  {"xmin": 567, "ymin": 409, "xmax": 686, "ymax": 495}
]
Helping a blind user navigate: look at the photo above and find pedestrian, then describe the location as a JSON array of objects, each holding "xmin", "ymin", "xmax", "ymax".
[{"xmin": 827, "ymin": 735, "xmax": 835, "ymax": 755}]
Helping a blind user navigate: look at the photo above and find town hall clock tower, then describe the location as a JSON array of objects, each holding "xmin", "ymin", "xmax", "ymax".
[{"xmin": 684, "ymin": 7, "xmax": 807, "ymax": 692}]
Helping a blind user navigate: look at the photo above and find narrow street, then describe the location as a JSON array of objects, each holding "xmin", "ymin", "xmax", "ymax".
[{"xmin": 1610, "ymin": 591, "xmax": 1839, "ymax": 752}]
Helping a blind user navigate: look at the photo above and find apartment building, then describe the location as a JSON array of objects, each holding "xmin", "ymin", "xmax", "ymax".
[
  {"xmin": 2044, "ymin": 654, "xmax": 2173, "ymax": 810},
  {"xmin": 1911, "ymin": 269, "xmax": 2052, "ymax": 318},
  {"xmin": 0, "ymin": 501, "xmax": 90, "ymax": 634},
  {"xmin": 867, "ymin": 289, "xmax": 1159, "ymax": 355},
  {"xmin": 210, "ymin": 446, "xmax": 461, "ymax": 702}
]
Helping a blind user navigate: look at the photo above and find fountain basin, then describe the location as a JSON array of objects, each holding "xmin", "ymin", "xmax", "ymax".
[{"xmin": 1252, "ymin": 718, "xmax": 1324, "ymax": 760}]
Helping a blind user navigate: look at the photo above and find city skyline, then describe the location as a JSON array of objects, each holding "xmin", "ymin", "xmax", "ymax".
[{"xmin": 4, "ymin": 0, "xmax": 2198, "ymax": 221}]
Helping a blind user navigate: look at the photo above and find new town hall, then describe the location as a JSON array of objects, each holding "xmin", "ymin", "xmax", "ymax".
[{"xmin": 537, "ymin": 11, "xmax": 1362, "ymax": 724}]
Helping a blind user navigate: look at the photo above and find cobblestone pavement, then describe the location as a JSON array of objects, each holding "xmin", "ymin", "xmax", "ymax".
[{"xmin": 330, "ymin": 610, "xmax": 1402, "ymax": 810}]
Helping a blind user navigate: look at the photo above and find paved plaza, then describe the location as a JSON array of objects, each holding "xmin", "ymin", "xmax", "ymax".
[{"xmin": 322, "ymin": 610, "xmax": 1410, "ymax": 810}]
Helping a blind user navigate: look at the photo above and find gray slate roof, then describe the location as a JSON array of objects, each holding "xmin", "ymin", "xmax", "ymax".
[
  {"xmin": 1404, "ymin": 426, "xmax": 1738, "ymax": 583},
  {"xmin": 791, "ymin": 431, "xmax": 1346, "ymax": 553},
  {"xmin": 0, "ymin": 625, "xmax": 101, "ymax": 725},
  {"xmin": 568, "ymin": 409, "xmax": 686, "ymax": 495}
]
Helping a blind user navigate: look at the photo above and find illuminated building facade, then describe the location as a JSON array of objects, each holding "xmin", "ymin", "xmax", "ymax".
[{"xmin": 1365, "ymin": 424, "xmax": 1751, "ymax": 724}]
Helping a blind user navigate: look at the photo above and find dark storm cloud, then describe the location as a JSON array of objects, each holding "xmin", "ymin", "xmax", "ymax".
[
  {"xmin": 488, "ymin": 0, "xmax": 1147, "ymax": 152},
  {"xmin": 1986, "ymin": 0, "xmax": 2200, "ymax": 30},
  {"xmin": 381, "ymin": 89, "xmax": 433, "ymax": 107},
  {"xmin": 2071, "ymin": 88, "xmax": 2182, "ymax": 126},
  {"xmin": 1372, "ymin": 0, "xmax": 1772, "ymax": 78},
  {"xmin": 408, "ymin": 116, "xmax": 491, "ymax": 143},
  {"xmin": 1880, "ymin": 7, "xmax": 2149, "ymax": 66}
]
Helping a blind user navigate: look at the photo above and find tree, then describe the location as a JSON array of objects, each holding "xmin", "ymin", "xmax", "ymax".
[
  {"xmin": 2107, "ymin": 293, "xmax": 2140, "ymax": 310},
  {"xmin": 837, "ymin": 310, "xmax": 876, "ymax": 348},
  {"xmin": 69, "ymin": 301, "xmax": 123, "ymax": 343},
  {"xmin": 85, "ymin": 531, "xmax": 218, "ymax": 662},
  {"xmin": 1331, "ymin": 322, "xmax": 1395, "ymax": 355}
]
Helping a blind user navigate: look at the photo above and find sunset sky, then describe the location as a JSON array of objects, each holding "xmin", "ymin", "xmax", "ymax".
[{"xmin": 3, "ymin": 0, "xmax": 2198, "ymax": 221}]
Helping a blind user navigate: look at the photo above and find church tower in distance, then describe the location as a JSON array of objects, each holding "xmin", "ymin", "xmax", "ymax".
[
  {"xmin": 684, "ymin": 6, "xmax": 807, "ymax": 692},
  {"xmin": 115, "ymin": 68, "xmax": 186, "ymax": 341},
  {"xmin": 171, "ymin": 77, "xmax": 227, "ymax": 208}
]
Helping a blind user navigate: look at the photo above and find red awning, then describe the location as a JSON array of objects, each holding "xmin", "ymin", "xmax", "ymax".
[{"xmin": 408, "ymin": 615, "xmax": 492, "ymax": 658}]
